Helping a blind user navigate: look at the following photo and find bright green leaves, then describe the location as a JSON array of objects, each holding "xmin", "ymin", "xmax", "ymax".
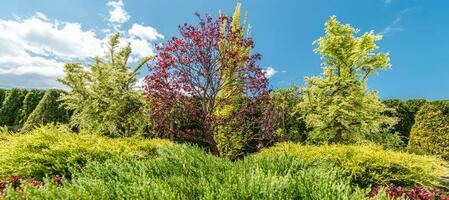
[
  {"xmin": 314, "ymin": 16, "xmax": 391, "ymax": 82},
  {"xmin": 298, "ymin": 16, "xmax": 396, "ymax": 144},
  {"xmin": 59, "ymin": 33, "xmax": 151, "ymax": 137}
]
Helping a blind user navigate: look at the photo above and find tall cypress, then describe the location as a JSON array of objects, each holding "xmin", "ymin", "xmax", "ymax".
[
  {"xmin": 16, "ymin": 89, "xmax": 45, "ymax": 126},
  {"xmin": 22, "ymin": 89, "xmax": 69, "ymax": 131},
  {"xmin": 0, "ymin": 88, "xmax": 27, "ymax": 127}
]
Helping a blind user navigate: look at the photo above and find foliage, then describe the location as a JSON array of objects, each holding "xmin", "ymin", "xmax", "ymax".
[
  {"xmin": 2, "ymin": 144, "xmax": 367, "ymax": 199},
  {"xmin": 0, "ymin": 124, "xmax": 170, "ymax": 180},
  {"xmin": 0, "ymin": 88, "xmax": 6, "ymax": 110},
  {"xmin": 408, "ymin": 101, "xmax": 449, "ymax": 160},
  {"xmin": 59, "ymin": 33, "xmax": 151, "ymax": 137},
  {"xmin": 270, "ymin": 85, "xmax": 307, "ymax": 142},
  {"xmin": 256, "ymin": 143, "xmax": 449, "ymax": 188},
  {"xmin": 0, "ymin": 89, "xmax": 27, "ymax": 127},
  {"xmin": 383, "ymin": 99, "xmax": 427, "ymax": 144},
  {"xmin": 15, "ymin": 89, "xmax": 45, "ymax": 126},
  {"xmin": 369, "ymin": 185, "xmax": 449, "ymax": 200},
  {"xmin": 22, "ymin": 90, "xmax": 69, "ymax": 131},
  {"xmin": 297, "ymin": 16, "xmax": 396, "ymax": 144},
  {"xmin": 145, "ymin": 10, "xmax": 272, "ymax": 158}
]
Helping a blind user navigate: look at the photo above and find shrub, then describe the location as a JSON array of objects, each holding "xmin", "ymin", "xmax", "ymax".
[
  {"xmin": 0, "ymin": 125, "xmax": 171, "ymax": 180},
  {"xmin": 408, "ymin": 101, "xmax": 449, "ymax": 160},
  {"xmin": 254, "ymin": 143, "xmax": 449, "ymax": 188},
  {"xmin": 0, "ymin": 89, "xmax": 27, "ymax": 127},
  {"xmin": 3, "ymin": 144, "xmax": 367, "ymax": 199},
  {"xmin": 22, "ymin": 90, "xmax": 69, "ymax": 131}
]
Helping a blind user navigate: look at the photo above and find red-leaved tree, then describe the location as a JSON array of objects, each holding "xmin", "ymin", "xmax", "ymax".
[{"xmin": 145, "ymin": 13, "xmax": 273, "ymax": 157}]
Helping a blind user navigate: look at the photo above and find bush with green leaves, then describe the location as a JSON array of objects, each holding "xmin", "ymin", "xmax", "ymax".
[
  {"xmin": 3, "ymin": 143, "xmax": 368, "ymax": 200},
  {"xmin": 0, "ymin": 88, "xmax": 27, "ymax": 127},
  {"xmin": 22, "ymin": 90, "xmax": 69, "ymax": 131},
  {"xmin": 408, "ymin": 101, "xmax": 449, "ymax": 160},
  {"xmin": 255, "ymin": 143, "xmax": 448, "ymax": 188},
  {"xmin": 0, "ymin": 125, "xmax": 171, "ymax": 180},
  {"xmin": 15, "ymin": 89, "xmax": 45, "ymax": 126}
]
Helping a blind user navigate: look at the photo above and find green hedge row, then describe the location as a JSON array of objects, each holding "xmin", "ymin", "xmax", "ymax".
[{"xmin": 0, "ymin": 88, "xmax": 70, "ymax": 131}]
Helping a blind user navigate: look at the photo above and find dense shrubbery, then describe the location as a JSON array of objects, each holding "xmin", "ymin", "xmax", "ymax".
[
  {"xmin": 0, "ymin": 127, "xmax": 447, "ymax": 199},
  {"xmin": 409, "ymin": 101, "xmax": 449, "ymax": 160},
  {"xmin": 0, "ymin": 125, "xmax": 170, "ymax": 180},
  {"xmin": 254, "ymin": 143, "xmax": 449, "ymax": 188}
]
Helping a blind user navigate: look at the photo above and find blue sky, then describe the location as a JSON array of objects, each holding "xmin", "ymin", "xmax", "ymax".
[{"xmin": 0, "ymin": 0, "xmax": 448, "ymax": 100}]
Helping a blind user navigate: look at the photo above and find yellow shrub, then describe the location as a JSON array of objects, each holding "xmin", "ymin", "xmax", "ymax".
[
  {"xmin": 255, "ymin": 142, "xmax": 449, "ymax": 188},
  {"xmin": 0, "ymin": 124, "xmax": 171, "ymax": 180}
]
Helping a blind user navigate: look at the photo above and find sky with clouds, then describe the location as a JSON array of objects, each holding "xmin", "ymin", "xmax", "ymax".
[{"xmin": 0, "ymin": 0, "xmax": 448, "ymax": 99}]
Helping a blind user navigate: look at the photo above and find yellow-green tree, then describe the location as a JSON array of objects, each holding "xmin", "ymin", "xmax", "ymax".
[
  {"xmin": 297, "ymin": 16, "xmax": 396, "ymax": 144},
  {"xmin": 214, "ymin": 3, "xmax": 253, "ymax": 159},
  {"xmin": 59, "ymin": 33, "xmax": 151, "ymax": 137}
]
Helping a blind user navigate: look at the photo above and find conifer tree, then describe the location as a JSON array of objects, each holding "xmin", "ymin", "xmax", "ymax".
[
  {"xmin": 16, "ymin": 89, "xmax": 45, "ymax": 126},
  {"xmin": 0, "ymin": 88, "xmax": 27, "ymax": 127},
  {"xmin": 297, "ymin": 16, "xmax": 396, "ymax": 144},
  {"xmin": 0, "ymin": 88, "xmax": 6, "ymax": 110},
  {"xmin": 22, "ymin": 89, "xmax": 69, "ymax": 131},
  {"xmin": 59, "ymin": 33, "xmax": 151, "ymax": 137}
]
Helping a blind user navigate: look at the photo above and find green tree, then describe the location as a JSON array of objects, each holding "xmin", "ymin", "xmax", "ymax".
[
  {"xmin": 16, "ymin": 89, "xmax": 45, "ymax": 126},
  {"xmin": 59, "ymin": 33, "xmax": 151, "ymax": 137},
  {"xmin": 408, "ymin": 101, "xmax": 449, "ymax": 160},
  {"xmin": 271, "ymin": 85, "xmax": 307, "ymax": 142},
  {"xmin": 0, "ymin": 88, "xmax": 27, "ymax": 127},
  {"xmin": 214, "ymin": 3, "xmax": 254, "ymax": 159},
  {"xmin": 22, "ymin": 89, "xmax": 69, "ymax": 131},
  {"xmin": 297, "ymin": 16, "xmax": 396, "ymax": 144}
]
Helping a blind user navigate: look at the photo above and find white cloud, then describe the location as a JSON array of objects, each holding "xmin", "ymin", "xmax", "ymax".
[
  {"xmin": 0, "ymin": 1, "xmax": 163, "ymax": 89},
  {"xmin": 0, "ymin": 12, "xmax": 105, "ymax": 88},
  {"xmin": 384, "ymin": 0, "xmax": 392, "ymax": 5},
  {"xmin": 126, "ymin": 24, "xmax": 164, "ymax": 58},
  {"xmin": 129, "ymin": 24, "xmax": 164, "ymax": 41},
  {"xmin": 107, "ymin": 0, "xmax": 130, "ymax": 30},
  {"xmin": 262, "ymin": 67, "xmax": 277, "ymax": 78}
]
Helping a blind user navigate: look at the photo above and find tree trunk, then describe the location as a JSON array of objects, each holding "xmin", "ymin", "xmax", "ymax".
[{"xmin": 334, "ymin": 129, "xmax": 343, "ymax": 144}]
